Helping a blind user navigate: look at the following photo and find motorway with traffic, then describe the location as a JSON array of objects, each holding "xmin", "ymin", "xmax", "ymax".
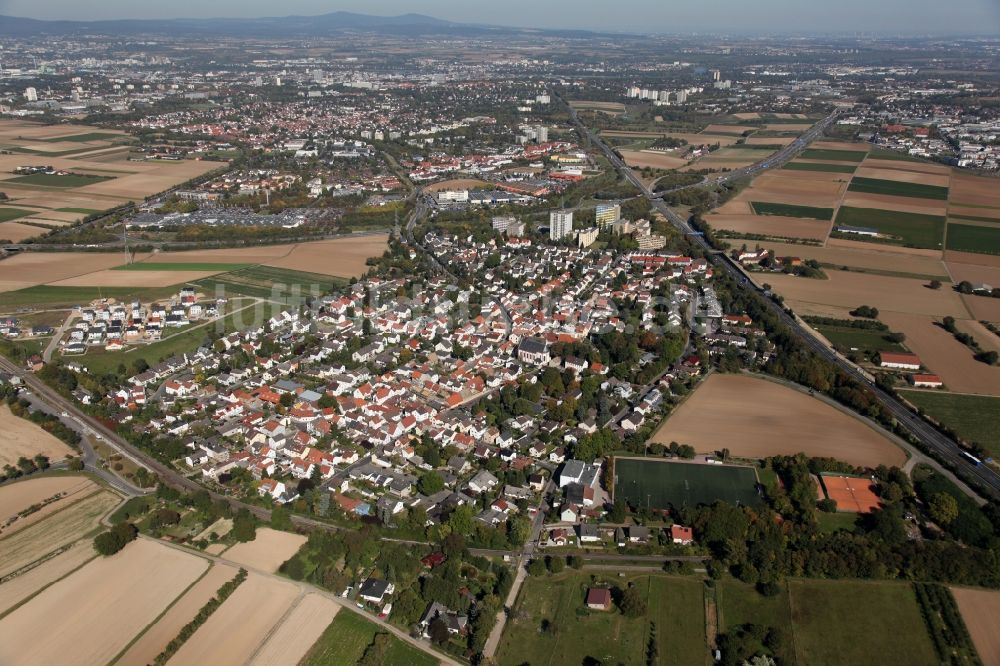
[{"xmin": 559, "ymin": 92, "xmax": 1000, "ymax": 501}]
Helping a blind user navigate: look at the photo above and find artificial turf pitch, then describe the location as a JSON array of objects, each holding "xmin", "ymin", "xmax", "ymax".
[{"xmin": 613, "ymin": 458, "xmax": 760, "ymax": 510}]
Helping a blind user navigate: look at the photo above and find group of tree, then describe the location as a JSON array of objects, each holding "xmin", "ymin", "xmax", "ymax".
[{"xmin": 93, "ymin": 521, "xmax": 138, "ymax": 556}]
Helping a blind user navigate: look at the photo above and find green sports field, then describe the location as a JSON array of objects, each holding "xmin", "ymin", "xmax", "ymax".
[
  {"xmin": 614, "ymin": 458, "xmax": 760, "ymax": 510},
  {"xmin": 750, "ymin": 201, "xmax": 834, "ymax": 221},
  {"xmin": 847, "ymin": 176, "xmax": 949, "ymax": 201}
]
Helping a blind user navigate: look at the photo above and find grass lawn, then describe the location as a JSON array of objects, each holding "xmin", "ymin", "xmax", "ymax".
[
  {"xmin": 0, "ymin": 206, "xmax": 35, "ymax": 223},
  {"xmin": 945, "ymin": 223, "xmax": 1000, "ymax": 256},
  {"xmin": 835, "ymin": 206, "xmax": 945, "ymax": 249},
  {"xmin": 717, "ymin": 580, "xmax": 794, "ymax": 663},
  {"xmin": 900, "ymin": 391, "xmax": 1000, "ymax": 458},
  {"xmin": 816, "ymin": 511, "xmax": 860, "ymax": 534},
  {"xmin": 497, "ymin": 572, "xmax": 706, "ymax": 666},
  {"xmin": 848, "ymin": 176, "xmax": 949, "ymax": 201},
  {"xmin": 0, "ymin": 284, "xmax": 178, "ymax": 310},
  {"xmin": 782, "ymin": 161, "xmax": 857, "ymax": 174},
  {"xmin": 302, "ymin": 611, "xmax": 438, "ymax": 666},
  {"xmin": 7, "ymin": 173, "xmax": 113, "ymax": 188},
  {"xmin": 114, "ymin": 262, "xmax": 255, "ymax": 272},
  {"xmin": 789, "ymin": 579, "xmax": 937, "ymax": 666},
  {"xmin": 750, "ymin": 201, "xmax": 834, "ymax": 221},
  {"xmin": 800, "ymin": 148, "xmax": 867, "ymax": 162},
  {"xmin": 812, "ymin": 324, "xmax": 906, "ymax": 355},
  {"xmin": 614, "ymin": 458, "xmax": 761, "ymax": 510}
]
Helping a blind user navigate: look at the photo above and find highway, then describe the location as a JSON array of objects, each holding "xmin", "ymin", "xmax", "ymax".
[{"xmin": 559, "ymin": 92, "xmax": 1000, "ymax": 502}]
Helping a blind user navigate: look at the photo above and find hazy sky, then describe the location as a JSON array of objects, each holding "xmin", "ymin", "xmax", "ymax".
[{"xmin": 1, "ymin": 0, "xmax": 999, "ymax": 34}]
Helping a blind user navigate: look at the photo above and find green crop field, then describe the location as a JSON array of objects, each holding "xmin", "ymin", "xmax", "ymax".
[
  {"xmin": 614, "ymin": 458, "xmax": 761, "ymax": 510},
  {"xmin": 497, "ymin": 572, "xmax": 708, "ymax": 666},
  {"xmin": 867, "ymin": 148, "xmax": 928, "ymax": 163},
  {"xmin": 847, "ymin": 176, "xmax": 949, "ymax": 200},
  {"xmin": 0, "ymin": 284, "xmax": 178, "ymax": 310},
  {"xmin": 42, "ymin": 132, "xmax": 124, "ymax": 143},
  {"xmin": 750, "ymin": 202, "xmax": 834, "ymax": 220},
  {"xmin": 0, "ymin": 207, "xmax": 34, "ymax": 223},
  {"xmin": 812, "ymin": 324, "xmax": 906, "ymax": 355},
  {"xmin": 901, "ymin": 391, "xmax": 1000, "ymax": 459},
  {"xmin": 945, "ymin": 223, "xmax": 1000, "ymax": 255},
  {"xmin": 789, "ymin": 580, "xmax": 938, "ymax": 666},
  {"xmin": 835, "ymin": 206, "xmax": 946, "ymax": 249},
  {"xmin": 114, "ymin": 262, "xmax": 255, "ymax": 272},
  {"xmin": 782, "ymin": 161, "xmax": 857, "ymax": 174},
  {"xmin": 302, "ymin": 611, "xmax": 438, "ymax": 666},
  {"xmin": 56, "ymin": 207, "xmax": 104, "ymax": 215},
  {"xmin": 8, "ymin": 173, "xmax": 113, "ymax": 188},
  {"xmin": 800, "ymin": 148, "xmax": 867, "ymax": 162}
]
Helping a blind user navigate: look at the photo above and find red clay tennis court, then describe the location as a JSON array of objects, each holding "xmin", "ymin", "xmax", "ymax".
[{"xmin": 821, "ymin": 475, "xmax": 881, "ymax": 513}]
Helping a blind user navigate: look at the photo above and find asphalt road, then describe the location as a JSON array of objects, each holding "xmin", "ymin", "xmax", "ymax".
[{"xmin": 558, "ymin": 92, "xmax": 1000, "ymax": 502}]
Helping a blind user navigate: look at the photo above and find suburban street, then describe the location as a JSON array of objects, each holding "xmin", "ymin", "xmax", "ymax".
[{"xmin": 559, "ymin": 92, "xmax": 1000, "ymax": 501}]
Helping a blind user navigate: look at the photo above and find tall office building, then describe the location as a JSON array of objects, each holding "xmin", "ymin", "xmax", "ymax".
[
  {"xmin": 535, "ymin": 125, "xmax": 548, "ymax": 143},
  {"xmin": 674, "ymin": 89, "xmax": 688, "ymax": 103},
  {"xmin": 710, "ymin": 69, "xmax": 721, "ymax": 82},
  {"xmin": 595, "ymin": 203, "xmax": 621, "ymax": 227},
  {"xmin": 626, "ymin": 86, "xmax": 641, "ymax": 98},
  {"xmin": 24, "ymin": 87, "xmax": 37, "ymax": 102},
  {"xmin": 492, "ymin": 216, "xmax": 517, "ymax": 232},
  {"xmin": 550, "ymin": 210, "xmax": 573, "ymax": 241}
]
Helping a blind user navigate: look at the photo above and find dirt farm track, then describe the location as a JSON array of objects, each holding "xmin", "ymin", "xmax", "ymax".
[{"xmin": 652, "ymin": 374, "xmax": 907, "ymax": 468}]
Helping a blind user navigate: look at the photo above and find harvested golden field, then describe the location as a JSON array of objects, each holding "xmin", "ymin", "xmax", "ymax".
[
  {"xmin": 0, "ymin": 222, "xmax": 47, "ymax": 242},
  {"xmin": 880, "ymin": 313, "xmax": 1000, "ymax": 395},
  {"xmin": 729, "ymin": 172, "xmax": 848, "ymax": 207},
  {"xmin": 619, "ymin": 150, "xmax": 688, "ymax": 170},
  {"xmin": 861, "ymin": 158, "xmax": 950, "ymax": 174},
  {"xmin": 0, "ymin": 489, "xmax": 120, "ymax": 578},
  {"xmin": 652, "ymin": 374, "xmax": 906, "ymax": 468},
  {"xmin": 262, "ymin": 235, "xmax": 388, "ymax": 278},
  {"xmin": 827, "ymin": 237, "xmax": 942, "ymax": 258},
  {"xmin": 853, "ymin": 166, "xmax": 951, "ymax": 187},
  {"xmin": 682, "ymin": 159, "xmax": 757, "ymax": 172},
  {"xmin": 732, "ymin": 112, "xmax": 761, "ymax": 120},
  {"xmin": 767, "ymin": 269, "xmax": 970, "ymax": 318},
  {"xmin": 949, "ymin": 206, "xmax": 1000, "ymax": 221},
  {"xmin": 950, "ymin": 173, "xmax": 1000, "ymax": 208},
  {"xmin": 951, "ymin": 587, "xmax": 1000, "ymax": 666},
  {"xmin": 763, "ymin": 123, "xmax": 813, "ymax": 131},
  {"xmin": 424, "ymin": 178, "xmax": 490, "ymax": 192},
  {"xmin": 73, "ymin": 161, "xmax": 220, "ymax": 200},
  {"xmin": 144, "ymin": 234, "xmax": 388, "ymax": 279},
  {"xmin": 958, "ymin": 320, "xmax": 1000, "ymax": 356},
  {"xmin": 0, "ymin": 476, "xmax": 96, "ymax": 538},
  {"xmin": 222, "ymin": 527, "xmax": 306, "ymax": 573},
  {"xmin": 709, "ymin": 214, "xmax": 832, "ymax": 241},
  {"xmin": 763, "ymin": 240, "xmax": 948, "ymax": 276},
  {"xmin": 569, "ymin": 101, "xmax": 626, "ymax": 113},
  {"xmin": 0, "ymin": 251, "xmax": 151, "ymax": 293},
  {"xmin": 248, "ymin": 593, "xmax": 340, "ymax": 666},
  {"xmin": 840, "ymin": 192, "xmax": 947, "ymax": 216},
  {"xmin": 117, "ymin": 562, "xmax": 238, "ymax": 666},
  {"xmin": 0, "ymin": 121, "xmax": 127, "ymax": 142},
  {"xmin": 0, "ymin": 405, "xmax": 75, "ymax": 467},
  {"xmin": 945, "ymin": 250, "xmax": 1000, "ymax": 269},
  {"xmin": 49, "ymin": 268, "xmax": 219, "ymax": 288},
  {"xmin": 946, "ymin": 259, "xmax": 1000, "ymax": 286},
  {"xmin": 0, "ymin": 540, "xmax": 95, "ymax": 615},
  {"xmin": 961, "ymin": 296, "xmax": 1000, "ymax": 323},
  {"xmin": 167, "ymin": 573, "xmax": 300, "ymax": 665},
  {"xmin": 608, "ymin": 131, "xmax": 741, "ymax": 146},
  {"xmin": 0, "ymin": 538, "xmax": 207, "ymax": 666}
]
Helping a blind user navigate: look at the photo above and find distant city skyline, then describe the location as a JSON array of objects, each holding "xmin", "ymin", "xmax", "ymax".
[{"xmin": 1, "ymin": 0, "xmax": 999, "ymax": 34}]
